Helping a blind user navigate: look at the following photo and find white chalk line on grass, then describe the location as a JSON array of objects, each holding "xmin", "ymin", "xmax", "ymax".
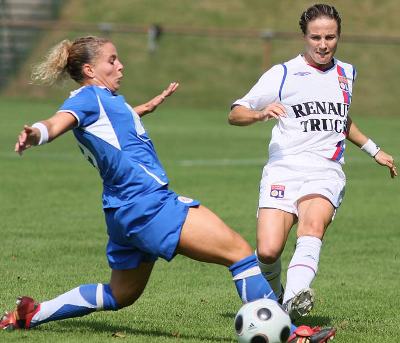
[
  {"xmin": 0, "ymin": 152, "xmax": 266, "ymax": 166},
  {"xmin": 178, "ymin": 158, "xmax": 266, "ymax": 167},
  {"xmin": 0, "ymin": 151, "xmax": 81, "ymax": 161},
  {"xmin": 179, "ymin": 155, "xmax": 400, "ymax": 167},
  {"xmin": 1, "ymin": 152, "xmax": 398, "ymax": 167}
]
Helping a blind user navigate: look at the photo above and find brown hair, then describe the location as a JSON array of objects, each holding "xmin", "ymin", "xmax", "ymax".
[
  {"xmin": 299, "ymin": 4, "xmax": 341, "ymax": 36},
  {"xmin": 31, "ymin": 36, "xmax": 110, "ymax": 85}
]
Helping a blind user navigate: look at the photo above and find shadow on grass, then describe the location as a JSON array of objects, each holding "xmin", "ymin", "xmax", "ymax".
[
  {"xmin": 293, "ymin": 315, "xmax": 332, "ymax": 327},
  {"xmin": 221, "ymin": 312, "xmax": 333, "ymax": 328},
  {"xmin": 221, "ymin": 312, "xmax": 236, "ymax": 319},
  {"xmin": 54, "ymin": 318, "xmax": 234, "ymax": 342}
]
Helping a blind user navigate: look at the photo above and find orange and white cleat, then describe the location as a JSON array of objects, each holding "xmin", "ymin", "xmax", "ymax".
[
  {"xmin": 0, "ymin": 296, "xmax": 40, "ymax": 330},
  {"xmin": 288, "ymin": 325, "xmax": 336, "ymax": 343}
]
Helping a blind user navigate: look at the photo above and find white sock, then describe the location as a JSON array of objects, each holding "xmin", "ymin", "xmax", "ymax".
[
  {"xmin": 283, "ymin": 236, "xmax": 322, "ymax": 304},
  {"xmin": 256, "ymin": 252, "xmax": 282, "ymax": 299}
]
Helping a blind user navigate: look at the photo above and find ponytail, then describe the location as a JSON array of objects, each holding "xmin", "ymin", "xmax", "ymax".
[
  {"xmin": 31, "ymin": 39, "xmax": 72, "ymax": 85},
  {"xmin": 31, "ymin": 36, "xmax": 109, "ymax": 86}
]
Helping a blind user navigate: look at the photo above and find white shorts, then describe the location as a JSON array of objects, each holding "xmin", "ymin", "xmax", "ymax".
[{"xmin": 259, "ymin": 154, "xmax": 346, "ymax": 216}]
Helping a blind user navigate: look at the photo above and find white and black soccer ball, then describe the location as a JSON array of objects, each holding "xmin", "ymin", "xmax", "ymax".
[{"xmin": 234, "ymin": 298, "xmax": 291, "ymax": 343}]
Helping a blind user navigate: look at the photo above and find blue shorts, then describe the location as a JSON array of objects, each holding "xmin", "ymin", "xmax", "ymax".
[{"xmin": 104, "ymin": 189, "xmax": 200, "ymax": 270}]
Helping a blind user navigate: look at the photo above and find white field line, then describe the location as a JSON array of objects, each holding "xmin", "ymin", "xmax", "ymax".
[
  {"xmin": 178, "ymin": 158, "xmax": 266, "ymax": 167},
  {"xmin": 179, "ymin": 155, "xmax": 400, "ymax": 167},
  {"xmin": 0, "ymin": 151, "xmax": 81, "ymax": 160},
  {"xmin": 1, "ymin": 152, "xmax": 398, "ymax": 167},
  {"xmin": 1, "ymin": 152, "xmax": 266, "ymax": 166}
]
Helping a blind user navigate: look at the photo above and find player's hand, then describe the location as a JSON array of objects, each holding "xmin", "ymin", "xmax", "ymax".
[
  {"xmin": 160, "ymin": 81, "xmax": 179, "ymax": 99},
  {"xmin": 148, "ymin": 82, "xmax": 179, "ymax": 112},
  {"xmin": 374, "ymin": 150, "xmax": 397, "ymax": 178},
  {"xmin": 259, "ymin": 103, "xmax": 287, "ymax": 121},
  {"xmin": 15, "ymin": 125, "xmax": 39, "ymax": 155}
]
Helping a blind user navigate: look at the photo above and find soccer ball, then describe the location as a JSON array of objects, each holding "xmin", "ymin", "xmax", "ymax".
[{"xmin": 234, "ymin": 298, "xmax": 291, "ymax": 343}]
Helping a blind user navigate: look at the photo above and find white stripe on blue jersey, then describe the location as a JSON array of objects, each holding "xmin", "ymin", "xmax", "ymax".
[{"xmin": 58, "ymin": 85, "xmax": 168, "ymax": 208}]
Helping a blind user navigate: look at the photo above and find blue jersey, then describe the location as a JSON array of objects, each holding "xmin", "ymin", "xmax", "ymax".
[{"xmin": 58, "ymin": 85, "xmax": 169, "ymax": 208}]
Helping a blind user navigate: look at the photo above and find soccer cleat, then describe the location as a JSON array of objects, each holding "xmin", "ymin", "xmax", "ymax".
[
  {"xmin": 284, "ymin": 288, "xmax": 315, "ymax": 322},
  {"xmin": 0, "ymin": 296, "xmax": 40, "ymax": 330},
  {"xmin": 288, "ymin": 325, "xmax": 336, "ymax": 343}
]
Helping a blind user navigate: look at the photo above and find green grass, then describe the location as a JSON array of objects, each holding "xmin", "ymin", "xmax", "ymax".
[
  {"xmin": 0, "ymin": 98, "xmax": 399, "ymax": 342},
  {"xmin": 1, "ymin": 1, "xmax": 399, "ymax": 341}
]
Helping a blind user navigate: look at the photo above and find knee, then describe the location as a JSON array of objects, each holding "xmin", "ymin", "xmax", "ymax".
[
  {"xmin": 257, "ymin": 247, "xmax": 281, "ymax": 264},
  {"xmin": 297, "ymin": 220, "xmax": 326, "ymax": 238}
]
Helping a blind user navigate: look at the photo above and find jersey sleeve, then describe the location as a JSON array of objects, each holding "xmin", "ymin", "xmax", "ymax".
[
  {"xmin": 352, "ymin": 65, "xmax": 357, "ymax": 83},
  {"xmin": 232, "ymin": 64, "xmax": 285, "ymax": 110},
  {"xmin": 57, "ymin": 87, "xmax": 100, "ymax": 127}
]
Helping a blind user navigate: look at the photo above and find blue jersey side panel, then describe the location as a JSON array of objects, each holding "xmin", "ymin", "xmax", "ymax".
[{"xmin": 59, "ymin": 86, "xmax": 169, "ymax": 208}]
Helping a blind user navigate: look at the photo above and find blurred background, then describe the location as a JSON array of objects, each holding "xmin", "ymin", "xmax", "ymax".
[{"xmin": 1, "ymin": 0, "xmax": 399, "ymax": 115}]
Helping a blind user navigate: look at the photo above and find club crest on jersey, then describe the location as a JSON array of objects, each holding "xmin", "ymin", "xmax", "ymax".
[
  {"xmin": 178, "ymin": 196, "xmax": 194, "ymax": 204},
  {"xmin": 338, "ymin": 76, "xmax": 349, "ymax": 92},
  {"xmin": 270, "ymin": 185, "xmax": 285, "ymax": 198}
]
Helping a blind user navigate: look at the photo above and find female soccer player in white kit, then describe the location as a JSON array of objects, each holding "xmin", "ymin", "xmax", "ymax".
[
  {"xmin": 229, "ymin": 3, "xmax": 397, "ymax": 321},
  {"xmin": 2, "ymin": 35, "xmax": 337, "ymax": 342}
]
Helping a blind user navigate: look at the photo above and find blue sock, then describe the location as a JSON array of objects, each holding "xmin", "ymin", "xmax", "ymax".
[
  {"xmin": 229, "ymin": 255, "xmax": 297, "ymax": 334},
  {"xmin": 30, "ymin": 283, "xmax": 119, "ymax": 328},
  {"xmin": 229, "ymin": 254, "xmax": 277, "ymax": 303}
]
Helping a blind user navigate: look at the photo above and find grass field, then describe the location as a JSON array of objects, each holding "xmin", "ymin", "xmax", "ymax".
[{"xmin": 0, "ymin": 97, "xmax": 399, "ymax": 342}]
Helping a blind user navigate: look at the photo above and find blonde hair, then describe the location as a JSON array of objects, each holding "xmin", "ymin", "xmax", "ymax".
[{"xmin": 31, "ymin": 36, "xmax": 110, "ymax": 85}]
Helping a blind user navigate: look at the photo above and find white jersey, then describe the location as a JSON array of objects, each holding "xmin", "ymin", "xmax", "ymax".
[{"xmin": 233, "ymin": 55, "xmax": 356, "ymax": 164}]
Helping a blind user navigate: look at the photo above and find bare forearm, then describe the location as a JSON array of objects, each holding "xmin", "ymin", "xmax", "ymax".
[
  {"xmin": 134, "ymin": 82, "xmax": 179, "ymax": 117},
  {"xmin": 43, "ymin": 112, "xmax": 77, "ymax": 141},
  {"xmin": 228, "ymin": 103, "xmax": 287, "ymax": 126},
  {"xmin": 346, "ymin": 116, "xmax": 397, "ymax": 178},
  {"xmin": 15, "ymin": 112, "xmax": 76, "ymax": 155},
  {"xmin": 228, "ymin": 105, "xmax": 263, "ymax": 126},
  {"xmin": 346, "ymin": 116, "xmax": 368, "ymax": 147},
  {"xmin": 133, "ymin": 103, "xmax": 153, "ymax": 117}
]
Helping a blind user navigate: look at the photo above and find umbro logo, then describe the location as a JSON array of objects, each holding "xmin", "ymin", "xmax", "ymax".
[{"xmin": 294, "ymin": 71, "xmax": 311, "ymax": 76}]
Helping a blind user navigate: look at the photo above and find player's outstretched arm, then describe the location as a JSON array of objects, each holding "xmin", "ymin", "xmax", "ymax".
[
  {"xmin": 15, "ymin": 111, "xmax": 77, "ymax": 155},
  {"xmin": 228, "ymin": 103, "xmax": 286, "ymax": 126},
  {"xmin": 346, "ymin": 116, "xmax": 397, "ymax": 178},
  {"xmin": 134, "ymin": 82, "xmax": 179, "ymax": 117}
]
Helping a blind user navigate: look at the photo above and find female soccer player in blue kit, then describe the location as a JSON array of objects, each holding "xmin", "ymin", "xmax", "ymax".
[{"xmin": 2, "ymin": 36, "xmax": 335, "ymax": 342}]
